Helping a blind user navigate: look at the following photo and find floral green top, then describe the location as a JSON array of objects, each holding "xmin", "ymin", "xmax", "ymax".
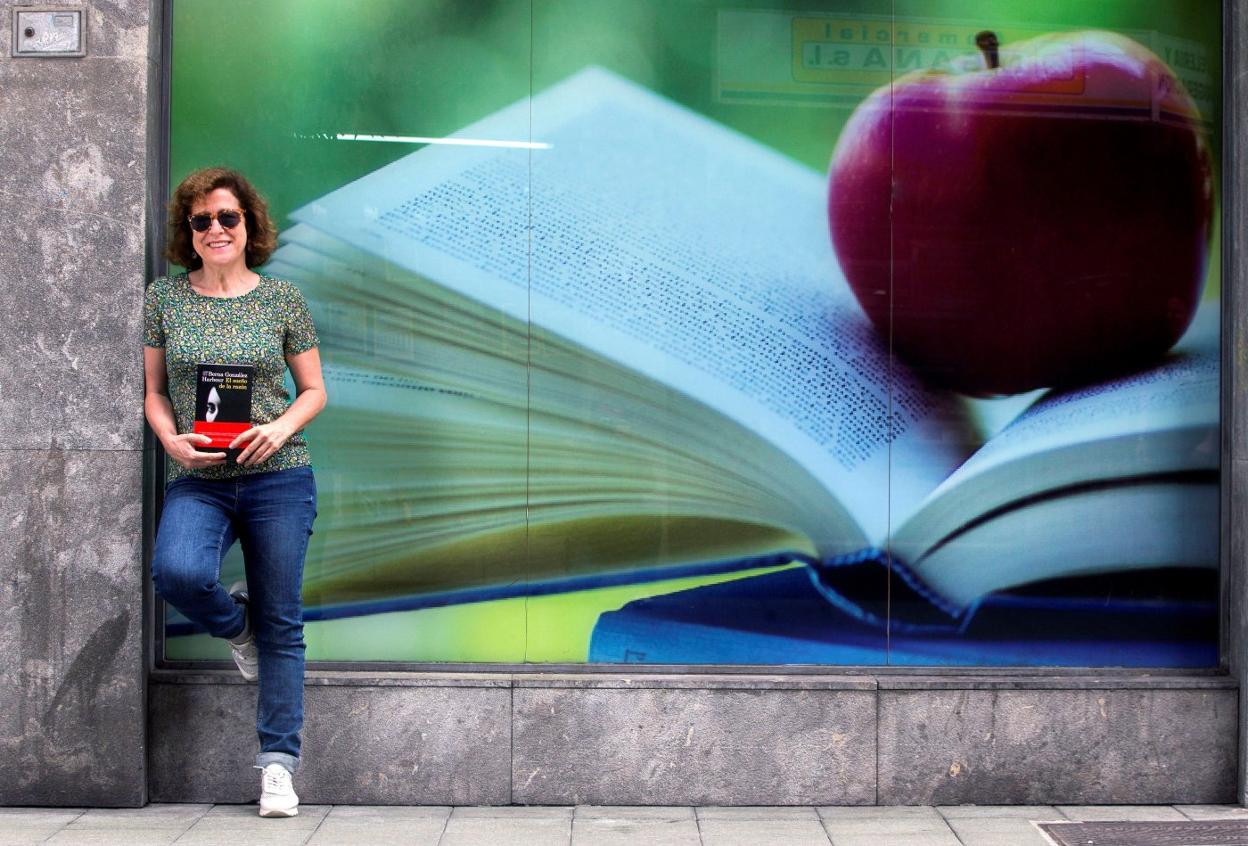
[{"xmin": 143, "ymin": 272, "xmax": 319, "ymax": 482}]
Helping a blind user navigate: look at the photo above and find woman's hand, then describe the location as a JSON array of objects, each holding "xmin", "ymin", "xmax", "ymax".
[
  {"xmin": 164, "ymin": 433, "xmax": 227, "ymax": 469},
  {"xmin": 231, "ymin": 421, "xmax": 295, "ymax": 467}
]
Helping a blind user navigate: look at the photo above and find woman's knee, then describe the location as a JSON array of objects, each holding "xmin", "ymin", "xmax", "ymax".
[
  {"xmin": 151, "ymin": 548, "xmax": 218, "ymax": 604},
  {"xmin": 252, "ymin": 601, "xmax": 305, "ymax": 649}
]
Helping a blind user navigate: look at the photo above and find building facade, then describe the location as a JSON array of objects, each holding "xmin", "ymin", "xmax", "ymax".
[{"xmin": 1, "ymin": 0, "xmax": 1245, "ymax": 806}]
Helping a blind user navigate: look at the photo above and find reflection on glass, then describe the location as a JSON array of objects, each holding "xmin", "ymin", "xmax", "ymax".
[
  {"xmin": 877, "ymin": 0, "xmax": 1221, "ymax": 665},
  {"xmin": 163, "ymin": 0, "xmax": 1221, "ymax": 668}
]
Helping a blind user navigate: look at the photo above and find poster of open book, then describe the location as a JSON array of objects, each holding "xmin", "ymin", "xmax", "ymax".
[{"xmin": 164, "ymin": 0, "xmax": 1223, "ymax": 667}]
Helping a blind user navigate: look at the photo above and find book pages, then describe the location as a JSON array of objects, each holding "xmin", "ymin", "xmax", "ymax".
[{"xmin": 290, "ymin": 67, "xmax": 973, "ymax": 546}]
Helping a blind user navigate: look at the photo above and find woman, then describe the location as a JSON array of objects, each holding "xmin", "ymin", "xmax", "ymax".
[{"xmin": 143, "ymin": 167, "xmax": 326, "ymax": 818}]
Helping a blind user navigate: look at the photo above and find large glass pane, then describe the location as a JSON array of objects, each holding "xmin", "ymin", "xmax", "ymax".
[
  {"xmin": 164, "ymin": 0, "xmax": 534, "ymax": 663},
  {"xmin": 162, "ymin": 0, "xmax": 1221, "ymax": 669},
  {"xmin": 883, "ymin": 0, "xmax": 1221, "ymax": 665},
  {"xmin": 524, "ymin": 0, "xmax": 900, "ymax": 665}
]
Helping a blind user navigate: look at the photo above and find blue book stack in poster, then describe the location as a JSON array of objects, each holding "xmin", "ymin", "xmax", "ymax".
[{"xmin": 589, "ymin": 565, "xmax": 1217, "ymax": 667}]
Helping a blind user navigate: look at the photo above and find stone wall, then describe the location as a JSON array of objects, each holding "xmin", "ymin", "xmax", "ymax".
[
  {"xmin": 0, "ymin": 0, "xmax": 152, "ymax": 806},
  {"xmin": 148, "ymin": 672, "xmax": 1237, "ymax": 806}
]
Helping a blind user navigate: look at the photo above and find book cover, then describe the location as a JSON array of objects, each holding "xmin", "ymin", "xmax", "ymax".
[{"xmin": 193, "ymin": 363, "xmax": 254, "ymax": 462}]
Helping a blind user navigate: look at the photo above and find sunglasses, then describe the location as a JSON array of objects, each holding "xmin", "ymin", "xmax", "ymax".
[{"xmin": 187, "ymin": 208, "xmax": 245, "ymax": 232}]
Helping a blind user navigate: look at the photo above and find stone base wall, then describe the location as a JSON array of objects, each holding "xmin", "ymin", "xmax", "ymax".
[{"xmin": 149, "ymin": 672, "xmax": 1236, "ymax": 806}]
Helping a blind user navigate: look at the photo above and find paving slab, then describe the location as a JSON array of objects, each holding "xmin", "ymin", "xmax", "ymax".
[
  {"xmin": 819, "ymin": 805, "xmax": 949, "ymax": 834},
  {"xmin": 68, "ymin": 805, "xmax": 209, "ymax": 829},
  {"xmin": 818, "ymin": 808, "xmax": 953, "ymax": 843},
  {"xmin": 450, "ymin": 805, "xmax": 574, "ymax": 819},
  {"xmin": 945, "ymin": 817, "xmax": 1056, "ymax": 846},
  {"xmin": 697, "ymin": 806, "xmax": 822, "ymax": 820},
  {"xmin": 0, "ymin": 809, "xmax": 84, "ymax": 828},
  {"xmin": 307, "ymin": 816, "xmax": 448, "ymax": 846},
  {"xmin": 1176, "ymin": 804, "xmax": 1248, "ymax": 820},
  {"xmin": 321, "ymin": 805, "xmax": 451, "ymax": 820},
  {"xmin": 826, "ymin": 832, "xmax": 961, "ymax": 846},
  {"xmin": 174, "ymin": 803, "xmax": 330, "ymax": 843},
  {"xmin": 309, "ymin": 803, "xmax": 451, "ymax": 843},
  {"xmin": 43, "ymin": 829, "xmax": 186, "ymax": 845},
  {"xmin": 0, "ymin": 835, "xmax": 72, "ymax": 846},
  {"xmin": 939, "ymin": 805, "xmax": 1061, "ymax": 819},
  {"xmin": 571, "ymin": 815, "xmax": 702, "ymax": 846},
  {"xmin": 439, "ymin": 816, "xmax": 573, "ymax": 846},
  {"xmin": 698, "ymin": 818, "xmax": 832, "ymax": 846},
  {"xmin": 1055, "ymin": 805, "xmax": 1188, "ymax": 821},
  {"xmin": 575, "ymin": 807, "xmax": 695, "ymax": 822},
  {"xmin": 193, "ymin": 803, "xmax": 331, "ymax": 824},
  {"xmin": 819, "ymin": 806, "xmax": 946, "ymax": 821}
]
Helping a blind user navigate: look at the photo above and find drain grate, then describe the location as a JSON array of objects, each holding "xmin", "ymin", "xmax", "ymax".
[{"xmin": 1040, "ymin": 821, "xmax": 1248, "ymax": 846}]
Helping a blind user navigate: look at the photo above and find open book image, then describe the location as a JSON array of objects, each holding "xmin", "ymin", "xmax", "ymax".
[{"xmin": 166, "ymin": 67, "xmax": 1219, "ymax": 666}]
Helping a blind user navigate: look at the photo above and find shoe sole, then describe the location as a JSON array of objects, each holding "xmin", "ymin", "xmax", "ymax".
[
  {"xmin": 259, "ymin": 806, "xmax": 298, "ymax": 818},
  {"xmin": 227, "ymin": 581, "xmax": 258, "ymax": 681}
]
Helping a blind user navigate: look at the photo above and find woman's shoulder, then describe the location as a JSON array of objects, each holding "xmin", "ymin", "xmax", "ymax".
[
  {"xmin": 258, "ymin": 273, "xmax": 309, "ymax": 302},
  {"xmin": 146, "ymin": 272, "xmax": 190, "ymax": 299}
]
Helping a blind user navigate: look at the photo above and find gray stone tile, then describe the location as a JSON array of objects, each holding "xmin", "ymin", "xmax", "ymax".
[
  {"xmin": 321, "ymin": 805, "xmax": 451, "ymax": 820},
  {"xmin": 174, "ymin": 804, "xmax": 328, "ymax": 844},
  {"xmin": 819, "ymin": 806, "xmax": 944, "ymax": 821},
  {"xmin": 0, "ymin": 60, "xmax": 147, "ymax": 222},
  {"xmin": 450, "ymin": 806, "xmax": 574, "ymax": 819},
  {"xmin": 698, "ymin": 819, "xmax": 832, "ymax": 846},
  {"xmin": 0, "ymin": 203, "xmax": 147, "ymax": 451},
  {"xmin": 0, "ymin": 450, "xmax": 145, "ymax": 807},
  {"xmin": 1176, "ymin": 804, "xmax": 1248, "ymax": 820},
  {"xmin": 829, "ymin": 833, "xmax": 960, "ymax": 846},
  {"xmin": 939, "ymin": 806, "xmax": 1060, "ymax": 820},
  {"xmin": 438, "ymin": 816, "xmax": 572, "ymax": 846},
  {"xmin": 880, "ymin": 689, "xmax": 1236, "ymax": 804},
  {"xmin": 0, "ymin": 833, "xmax": 71, "ymax": 846},
  {"xmin": 1054, "ymin": 805, "xmax": 1187, "ymax": 821},
  {"xmin": 576, "ymin": 807, "xmax": 695, "ymax": 822},
  {"xmin": 571, "ymin": 815, "xmax": 701, "ymax": 846},
  {"xmin": 515, "ymin": 675, "xmax": 874, "ymax": 691},
  {"xmin": 148, "ymin": 683, "xmax": 511, "ymax": 805},
  {"xmin": 1232, "ymin": 459, "xmax": 1248, "ymax": 806},
  {"xmin": 195, "ymin": 803, "xmax": 329, "ymax": 824},
  {"xmin": 514, "ymin": 687, "xmax": 875, "ymax": 805},
  {"xmin": 0, "ymin": 809, "xmax": 83, "ymax": 827},
  {"xmin": 175, "ymin": 829, "xmax": 319, "ymax": 846},
  {"xmin": 698, "ymin": 807, "xmax": 821, "ymax": 820},
  {"xmin": 944, "ymin": 818, "xmax": 1054, "ymax": 846},
  {"xmin": 43, "ymin": 828, "xmax": 184, "ymax": 845},
  {"xmin": 820, "ymin": 805, "xmax": 950, "ymax": 835},
  {"xmin": 306, "ymin": 816, "xmax": 447, "ymax": 845},
  {"xmin": 70, "ymin": 805, "xmax": 210, "ymax": 827}
]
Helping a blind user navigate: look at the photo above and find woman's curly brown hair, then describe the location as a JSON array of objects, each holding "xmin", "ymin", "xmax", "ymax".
[{"xmin": 165, "ymin": 167, "xmax": 278, "ymax": 270}]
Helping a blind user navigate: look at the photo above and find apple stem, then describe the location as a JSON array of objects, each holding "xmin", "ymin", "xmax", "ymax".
[{"xmin": 975, "ymin": 31, "xmax": 1000, "ymax": 69}]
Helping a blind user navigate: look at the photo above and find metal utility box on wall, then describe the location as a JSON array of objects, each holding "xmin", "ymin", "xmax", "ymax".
[{"xmin": 11, "ymin": 6, "xmax": 85, "ymax": 57}]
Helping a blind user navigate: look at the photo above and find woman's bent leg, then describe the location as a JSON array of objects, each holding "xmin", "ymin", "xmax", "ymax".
[
  {"xmin": 237, "ymin": 468, "xmax": 316, "ymax": 773},
  {"xmin": 152, "ymin": 479, "xmax": 246, "ymax": 640}
]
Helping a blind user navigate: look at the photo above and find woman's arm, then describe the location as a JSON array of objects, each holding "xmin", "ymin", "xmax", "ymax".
[
  {"xmin": 232, "ymin": 347, "xmax": 327, "ymax": 467},
  {"xmin": 143, "ymin": 346, "xmax": 227, "ymax": 468}
]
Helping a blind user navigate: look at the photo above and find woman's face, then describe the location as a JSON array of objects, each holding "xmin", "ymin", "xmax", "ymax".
[{"xmin": 190, "ymin": 187, "xmax": 248, "ymax": 271}]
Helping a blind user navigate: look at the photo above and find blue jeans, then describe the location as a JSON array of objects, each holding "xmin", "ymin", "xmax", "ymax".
[{"xmin": 152, "ymin": 466, "xmax": 316, "ymax": 774}]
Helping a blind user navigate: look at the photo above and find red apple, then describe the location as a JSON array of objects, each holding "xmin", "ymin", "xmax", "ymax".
[{"xmin": 828, "ymin": 30, "xmax": 1214, "ymax": 395}]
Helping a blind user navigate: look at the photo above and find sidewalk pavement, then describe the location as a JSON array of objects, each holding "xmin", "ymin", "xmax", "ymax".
[{"xmin": 2, "ymin": 804, "xmax": 1247, "ymax": 846}]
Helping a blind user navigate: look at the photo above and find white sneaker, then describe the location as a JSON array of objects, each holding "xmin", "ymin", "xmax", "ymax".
[
  {"xmin": 226, "ymin": 582, "xmax": 258, "ymax": 682},
  {"xmin": 258, "ymin": 763, "xmax": 299, "ymax": 817}
]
